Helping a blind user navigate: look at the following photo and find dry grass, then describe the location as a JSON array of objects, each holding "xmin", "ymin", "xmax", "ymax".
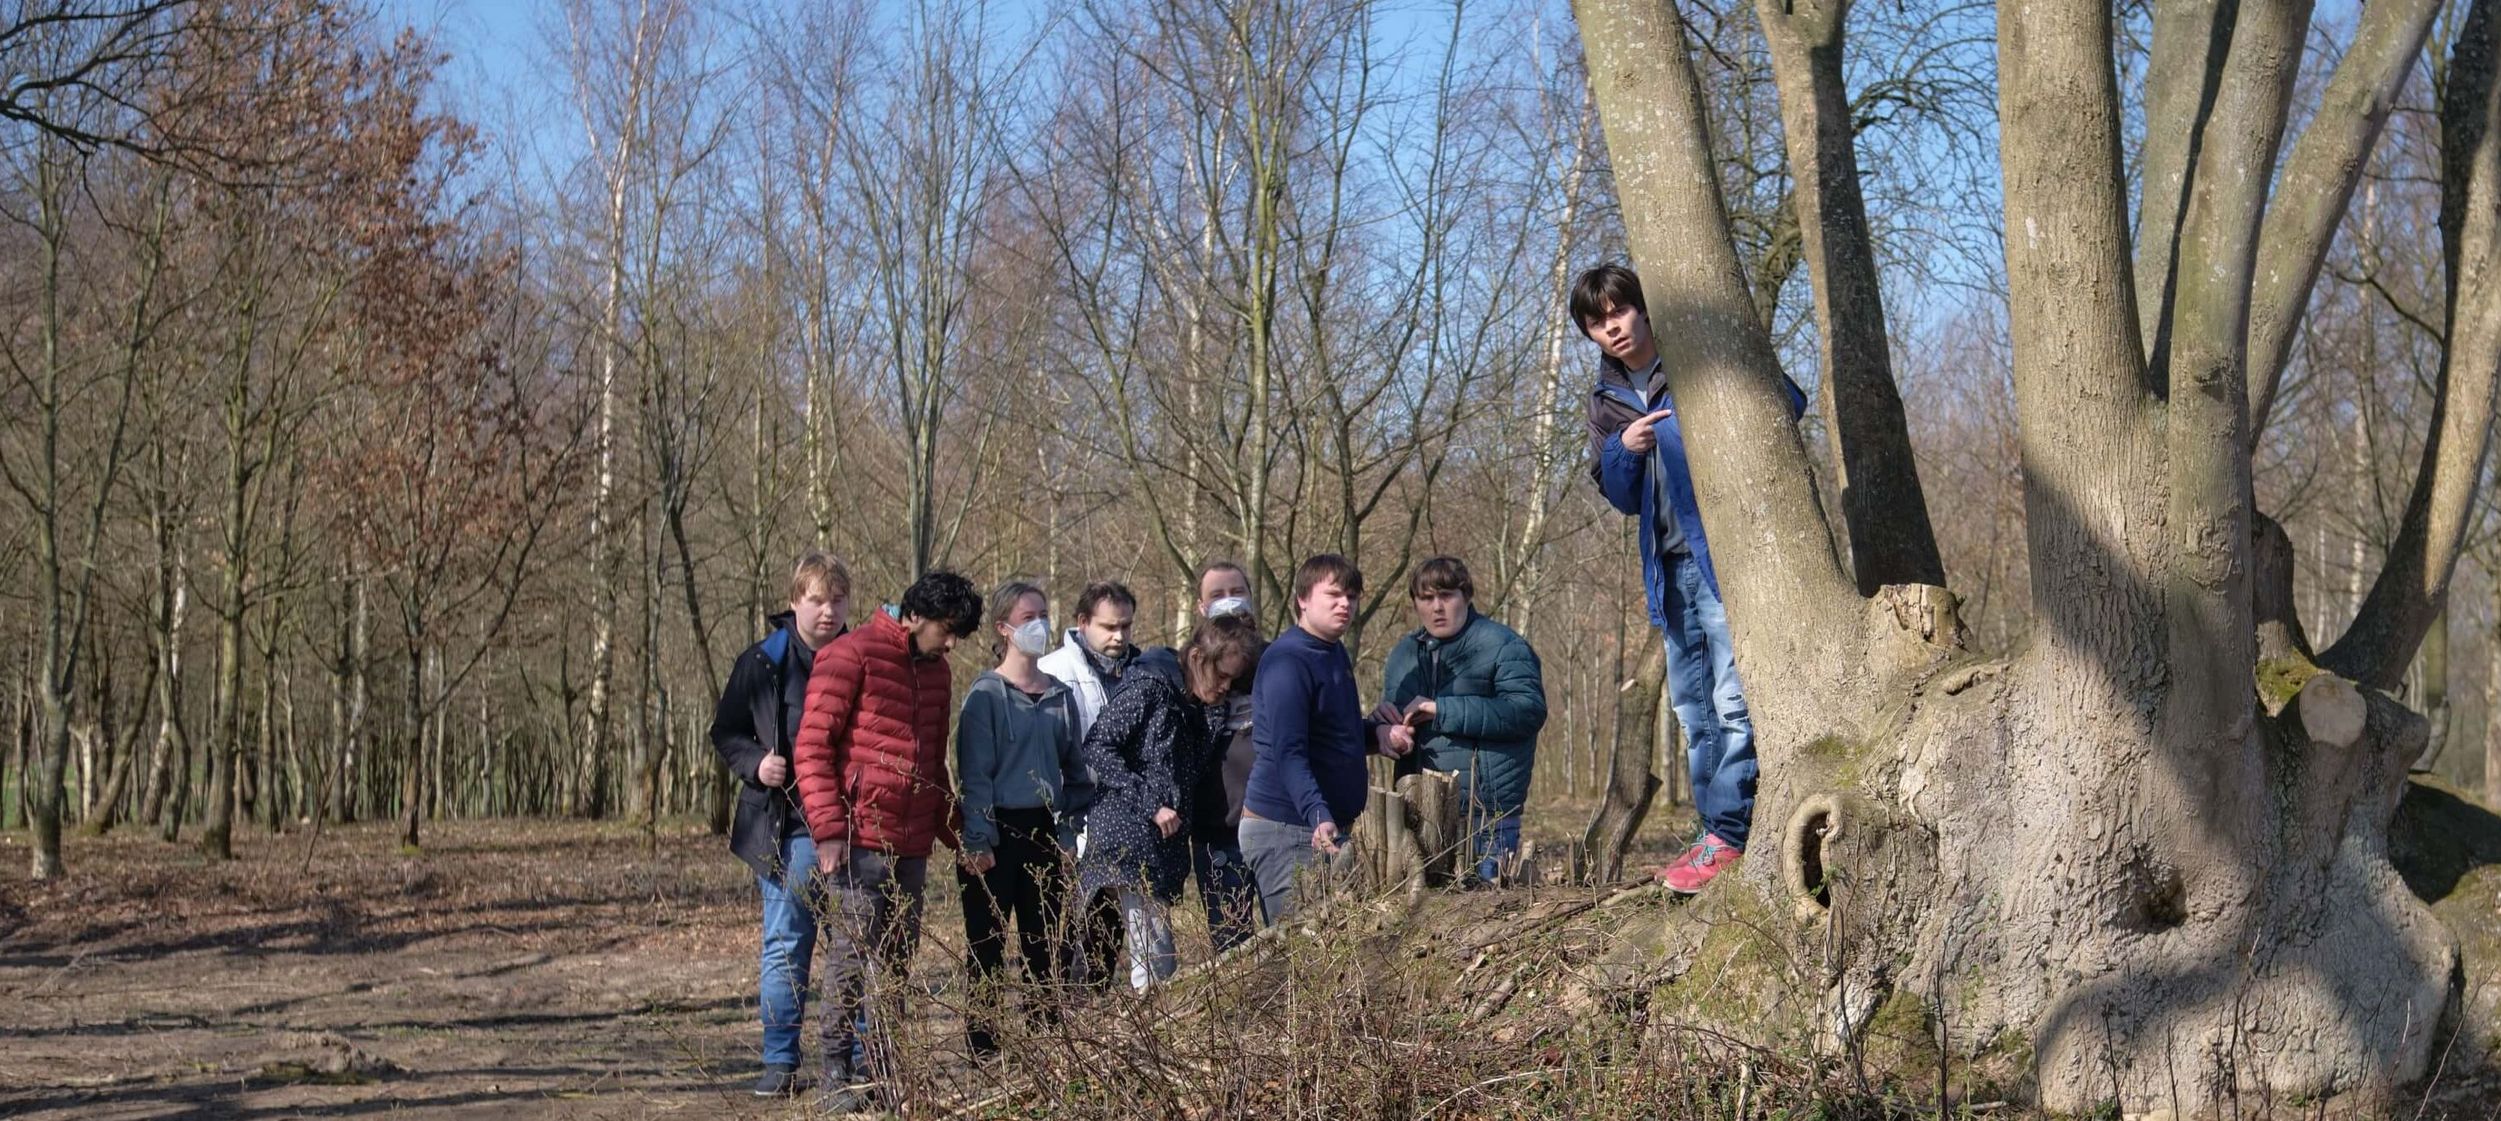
[{"xmin": 0, "ymin": 813, "xmax": 2493, "ymax": 1120}]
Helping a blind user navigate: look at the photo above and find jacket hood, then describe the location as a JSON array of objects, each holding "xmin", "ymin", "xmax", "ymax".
[
  {"xmin": 865, "ymin": 608, "xmax": 916, "ymax": 654},
  {"xmin": 1126, "ymin": 647, "xmax": 1187, "ymax": 693},
  {"xmin": 978, "ymin": 667, "xmax": 1071, "ymax": 700}
]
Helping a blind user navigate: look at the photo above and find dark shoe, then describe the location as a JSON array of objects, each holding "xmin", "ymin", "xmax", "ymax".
[
  {"xmin": 818, "ymin": 1064, "xmax": 876, "ymax": 1114},
  {"xmin": 751, "ymin": 1063, "xmax": 799, "ymax": 1097}
]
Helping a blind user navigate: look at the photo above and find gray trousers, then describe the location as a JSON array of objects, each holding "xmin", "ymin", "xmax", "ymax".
[
  {"xmin": 1238, "ymin": 815, "xmax": 1331, "ymax": 923},
  {"xmin": 821, "ymin": 847, "xmax": 928, "ymax": 1082}
]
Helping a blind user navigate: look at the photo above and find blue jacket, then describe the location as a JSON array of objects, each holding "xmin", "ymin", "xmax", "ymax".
[
  {"xmin": 1586, "ymin": 356, "xmax": 1808, "ymax": 626},
  {"xmin": 1243, "ymin": 625, "xmax": 1374, "ymax": 831}
]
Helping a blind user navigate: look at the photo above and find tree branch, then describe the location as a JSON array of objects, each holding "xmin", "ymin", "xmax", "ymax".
[
  {"xmin": 2245, "ymin": 0, "xmax": 2446, "ymax": 442},
  {"xmin": 2322, "ymin": 0, "xmax": 2501, "ymax": 690},
  {"xmin": 1755, "ymin": 0, "xmax": 1946, "ymax": 594},
  {"xmin": 2161, "ymin": 0, "xmax": 2310, "ymax": 749},
  {"xmin": 2132, "ymin": 0, "xmax": 2230, "ymax": 374}
]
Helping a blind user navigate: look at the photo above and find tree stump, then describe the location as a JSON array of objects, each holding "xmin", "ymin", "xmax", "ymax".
[
  {"xmin": 1582, "ymin": 641, "xmax": 1666, "ymax": 885},
  {"xmin": 1395, "ymin": 769, "xmax": 1461, "ymax": 887}
]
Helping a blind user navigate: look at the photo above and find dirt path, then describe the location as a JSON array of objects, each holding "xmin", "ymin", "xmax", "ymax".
[
  {"xmin": 0, "ymin": 800, "xmax": 1657, "ymax": 1120},
  {"xmin": 0, "ymin": 821, "xmax": 870, "ymax": 1119}
]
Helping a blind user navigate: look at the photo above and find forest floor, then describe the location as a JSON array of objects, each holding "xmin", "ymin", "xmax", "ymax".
[
  {"xmin": 0, "ymin": 817, "xmax": 813, "ymax": 1120},
  {"xmin": 0, "ymin": 798, "xmax": 1674, "ymax": 1120},
  {"xmin": 1, "ymin": 795, "xmax": 2495, "ymax": 1120}
]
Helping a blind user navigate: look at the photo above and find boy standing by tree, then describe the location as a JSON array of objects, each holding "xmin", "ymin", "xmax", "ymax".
[{"xmin": 1575, "ymin": 264, "xmax": 1801, "ymax": 894}]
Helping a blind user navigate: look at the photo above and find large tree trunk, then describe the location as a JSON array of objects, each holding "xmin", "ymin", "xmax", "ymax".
[
  {"xmin": 398, "ymin": 640, "xmax": 433, "ymax": 850},
  {"xmin": 199, "ymin": 596, "xmax": 244, "ymax": 860},
  {"xmin": 30, "ymin": 687, "xmax": 69, "ymax": 880},
  {"xmin": 1575, "ymin": 0, "xmax": 2488, "ymax": 1110}
]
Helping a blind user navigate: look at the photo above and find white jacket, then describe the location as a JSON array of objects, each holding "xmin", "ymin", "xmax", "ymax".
[{"xmin": 1037, "ymin": 630, "xmax": 1111, "ymax": 737}]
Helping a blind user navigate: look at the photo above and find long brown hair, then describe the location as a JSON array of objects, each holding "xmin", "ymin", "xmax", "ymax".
[{"xmin": 1182, "ymin": 614, "xmax": 1266, "ymax": 697}]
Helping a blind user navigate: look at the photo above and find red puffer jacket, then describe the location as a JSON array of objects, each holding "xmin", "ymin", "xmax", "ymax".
[{"xmin": 792, "ymin": 610, "xmax": 961, "ymax": 857}]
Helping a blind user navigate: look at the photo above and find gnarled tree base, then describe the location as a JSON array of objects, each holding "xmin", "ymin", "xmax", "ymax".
[{"xmin": 1652, "ymin": 586, "xmax": 2474, "ymax": 1115}]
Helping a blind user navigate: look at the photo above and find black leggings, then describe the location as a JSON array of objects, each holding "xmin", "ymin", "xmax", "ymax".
[{"xmin": 956, "ymin": 808, "xmax": 1072, "ymax": 1038}]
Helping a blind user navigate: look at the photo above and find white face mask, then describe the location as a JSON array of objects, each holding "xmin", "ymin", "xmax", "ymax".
[
  {"xmin": 1206, "ymin": 595, "xmax": 1252, "ymax": 620},
  {"xmin": 1009, "ymin": 617, "xmax": 1054, "ymax": 657}
]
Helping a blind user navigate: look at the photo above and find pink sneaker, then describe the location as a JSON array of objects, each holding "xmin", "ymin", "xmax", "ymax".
[
  {"xmin": 1657, "ymin": 832, "xmax": 1741, "ymax": 895},
  {"xmin": 1650, "ymin": 838, "xmax": 1705, "ymax": 883}
]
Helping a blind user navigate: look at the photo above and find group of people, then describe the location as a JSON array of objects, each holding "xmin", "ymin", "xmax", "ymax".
[{"xmin": 705, "ymin": 265, "xmax": 1780, "ymax": 1107}]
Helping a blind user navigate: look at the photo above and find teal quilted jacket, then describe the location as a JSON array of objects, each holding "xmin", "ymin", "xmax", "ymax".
[{"xmin": 1380, "ymin": 611, "xmax": 1547, "ymax": 817}]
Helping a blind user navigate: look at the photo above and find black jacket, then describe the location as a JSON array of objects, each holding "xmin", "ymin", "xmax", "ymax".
[
  {"xmin": 1076, "ymin": 649, "xmax": 1222, "ymax": 905},
  {"xmin": 709, "ymin": 613, "xmax": 830, "ymax": 877}
]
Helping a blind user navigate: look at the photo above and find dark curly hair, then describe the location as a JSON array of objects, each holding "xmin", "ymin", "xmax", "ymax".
[{"xmin": 900, "ymin": 570, "xmax": 984, "ymax": 638}]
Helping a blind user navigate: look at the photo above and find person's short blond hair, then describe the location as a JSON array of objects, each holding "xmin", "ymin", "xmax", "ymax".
[{"xmin": 789, "ymin": 551, "xmax": 852, "ymax": 603}]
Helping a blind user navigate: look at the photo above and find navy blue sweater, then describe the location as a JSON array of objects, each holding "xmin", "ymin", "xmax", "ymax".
[{"xmin": 1244, "ymin": 625, "xmax": 1373, "ymax": 830}]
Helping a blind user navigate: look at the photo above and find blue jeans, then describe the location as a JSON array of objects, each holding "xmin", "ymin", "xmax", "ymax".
[
  {"xmin": 756, "ymin": 830, "xmax": 821, "ymax": 1069},
  {"xmin": 1190, "ymin": 838, "xmax": 1262, "ymax": 952},
  {"xmin": 1661, "ymin": 550, "xmax": 1756, "ymax": 849},
  {"xmin": 1469, "ymin": 811, "xmax": 1522, "ymax": 884}
]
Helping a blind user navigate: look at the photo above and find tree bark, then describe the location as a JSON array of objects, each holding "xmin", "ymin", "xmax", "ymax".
[
  {"xmin": 2131, "ymin": 0, "xmax": 2225, "ymax": 368},
  {"xmin": 2416, "ymin": 604, "xmax": 2451, "ymax": 773},
  {"xmin": 1754, "ymin": 0, "xmax": 1946, "ymax": 595},
  {"xmin": 399, "ymin": 642, "xmax": 426, "ymax": 850},
  {"xmin": 1581, "ymin": 642, "xmax": 1665, "ymax": 885},
  {"xmin": 2488, "ymin": 569, "xmax": 2501, "ymax": 807}
]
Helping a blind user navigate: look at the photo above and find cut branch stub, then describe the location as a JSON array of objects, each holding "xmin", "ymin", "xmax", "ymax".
[
  {"xmin": 2296, "ymin": 671, "xmax": 2368, "ymax": 749},
  {"xmin": 1396, "ymin": 769, "xmax": 1462, "ymax": 888},
  {"xmin": 2257, "ymin": 650, "xmax": 2366, "ymax": 748}
]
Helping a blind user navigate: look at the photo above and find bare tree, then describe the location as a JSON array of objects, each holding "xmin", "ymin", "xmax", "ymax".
[
  {"xmin": 0, "ymin": 133, "xmax": 157, "ymax": 876},
  {"xmin": 840, "ymin": 0, "xmax": 1024, "ymax": 578},
  {"xmin": 559, "ymin": 0, "xmax": 692, "ymax": 819},
  {"xmin": 1575, "ymin": 0, "xmax": 2488, "ymax": 1109}
]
